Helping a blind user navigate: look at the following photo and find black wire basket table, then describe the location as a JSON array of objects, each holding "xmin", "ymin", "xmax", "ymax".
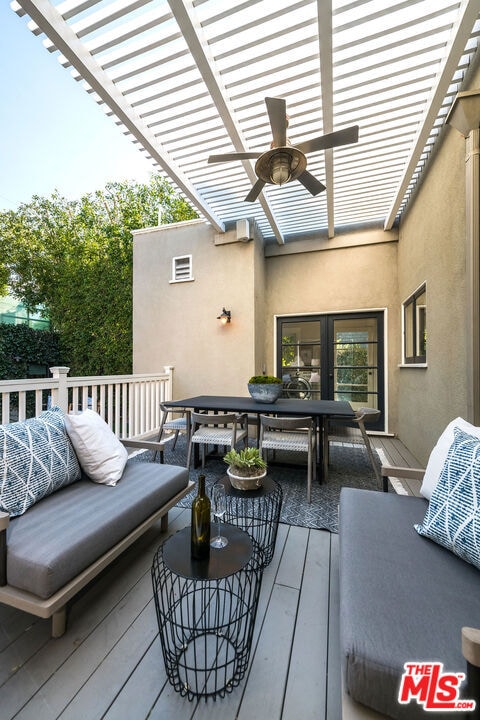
[
  {"xmin": 215, "ymin": 475, "xmax": 283, "ymax": 567},
  {"xmin": 151, "ymin": 524, "xmax": 264, "ymax": 700}
]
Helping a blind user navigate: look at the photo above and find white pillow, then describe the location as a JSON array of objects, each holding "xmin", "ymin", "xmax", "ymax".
[
  {"xmin": 65, "ymin": 410, "xmax": 128, "ymax": 486},
  {"xmin": 420, "ymin": 417, "xmax": 480, "ymax": 499}
]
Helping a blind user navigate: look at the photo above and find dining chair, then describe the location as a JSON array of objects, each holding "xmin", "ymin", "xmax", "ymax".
[
  {"xmin": 259, "ymin": 415, "xmax": 316, "ymax": 503},
  {"xmin": 327, "ymin": 407, "xmax": 381, "ymax": 483},
  {"xmin": 157, "ymin": 403, "xmax": 188, "ymax": 449},
  {"xmin": 186, "ymin": 411, "xmax": 248, "ymax": 469},
  {"xmin": 153, "ymin": 403, "xmax": 189, "ymax": 462}
]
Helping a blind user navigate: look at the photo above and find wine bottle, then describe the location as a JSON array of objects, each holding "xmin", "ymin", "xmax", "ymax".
[{"xmin": 191, "ymin": 474, "xmax": 211, "ymax": 560}]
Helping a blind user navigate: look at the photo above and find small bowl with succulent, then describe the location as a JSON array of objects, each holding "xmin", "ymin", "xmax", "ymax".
[{"xmin": 224, "ymin": 447, "xmax": 267, "ymax": 491}]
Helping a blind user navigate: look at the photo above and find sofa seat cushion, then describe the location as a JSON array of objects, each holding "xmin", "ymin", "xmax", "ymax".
[
  {"xmin": 6, "ymin": 460, "xmax": 188, "ymax": 599},
  {"xmin": 339, "ymin": 488, "xmax": 480, "ymax": 720},
  {"xmin": 0, "ymin": 407, "xmax": 81, "ymax": 518}
]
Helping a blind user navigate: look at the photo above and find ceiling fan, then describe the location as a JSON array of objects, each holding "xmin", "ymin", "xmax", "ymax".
[{"xmin": 208, "ymin": 97, "xmax": 359, "ymax": 203}]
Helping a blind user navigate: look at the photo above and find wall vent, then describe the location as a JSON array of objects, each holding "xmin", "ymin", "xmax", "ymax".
[{"xmin": 171, "ymin": 255, "xmax": 193, "ymax": 283}]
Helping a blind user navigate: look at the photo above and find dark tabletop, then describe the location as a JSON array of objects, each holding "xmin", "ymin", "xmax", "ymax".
[
  {"xmin": 162, "ymin": 524, "xmax": 253, "ymax": 580},
  {"xmin": 164, "ymin": 394, "xmax": 353, "ymax": 418}
]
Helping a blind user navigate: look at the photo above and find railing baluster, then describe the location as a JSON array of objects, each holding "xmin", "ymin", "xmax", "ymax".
[{"xmin": 0, "ymin": 370, "xmax": 172, "ymax": 438}]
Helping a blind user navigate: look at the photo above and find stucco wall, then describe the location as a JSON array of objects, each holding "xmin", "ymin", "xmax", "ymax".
[
  {"xmin": 133, "ymin": 218, "xmax": 400, "ymax": 433},
  {"xmin": 264, "ymin": 238, "xmax": 399, "ymax": 433},
  {"xmin": 395, "ymin": 61, "xmax": 480, "ymax": 463},
  {"xmin": 133, "ymin": 219, "xmax": 264, "ymax": 399},
  {"xmin": 397, "ymin": 121, "xmax": 467, "ymax": 464}
]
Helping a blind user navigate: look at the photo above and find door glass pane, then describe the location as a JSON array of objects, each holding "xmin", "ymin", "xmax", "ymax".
[
  {"xmin": 280, "ymin": 320, "xmax": 321, "ymax": 399},
  {"xmin": 333, "ymin": 318, "xmax": 379, "ymax": 411}
]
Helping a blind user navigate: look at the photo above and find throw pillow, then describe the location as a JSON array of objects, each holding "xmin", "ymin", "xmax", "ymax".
[
  {"xmin": 415, "ymin": 427, "xmax": 480, "ymax": 570},
  {"xmin": 420, "ymin": 417, "xmax": 480, "ymax": 500},
  {"xmin": 0, "ymin": 406, "xmax": 81, "ymax": 517},
  {"xmin": 65, "ymin": 409, "xmax": 128, "ymax": 486}
]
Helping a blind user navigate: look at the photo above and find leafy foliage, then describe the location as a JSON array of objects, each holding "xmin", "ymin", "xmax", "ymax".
[
  {"xmin": 0, "ymin": 176, "xmax": 197, "ymax": 375},
  {"xmin": 0, "ymin": 324, "xmax": 62, "ymax": 380}
]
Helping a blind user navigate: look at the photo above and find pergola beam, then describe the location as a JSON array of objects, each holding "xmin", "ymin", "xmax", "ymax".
[
  {"xmin": 167, "ymin": 0, "xmax": 285, "ymax": 244},
  {"xmin": 384, "ymin": 0, "xmax": 480, "ymax": 230},
  {"xmin": 317, "ymin": 0, "xmax": 334, "ymax": 238},
  {"xmin": 13, "ymin": 0, "xmax": 226, "ymax": 233}
]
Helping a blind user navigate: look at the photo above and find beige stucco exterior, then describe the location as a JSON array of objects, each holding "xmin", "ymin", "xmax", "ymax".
[{"xmin": 133, "ymin": 71, "xmax": 480, "ymax": 465}]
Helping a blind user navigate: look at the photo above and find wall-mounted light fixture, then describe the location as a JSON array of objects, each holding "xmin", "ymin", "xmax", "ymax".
[{"xmin": 217, "ymin": 308, "xmax": 231, "ymax": 325}]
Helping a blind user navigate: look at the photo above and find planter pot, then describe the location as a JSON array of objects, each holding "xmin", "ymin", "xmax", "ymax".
[
  {"xmin": 227, "ymin": 467, "xmax": 267, "ymax": 491},
  {"xmin": 247, "ymin": 383, "xmax": 283, "ymax": 404}
]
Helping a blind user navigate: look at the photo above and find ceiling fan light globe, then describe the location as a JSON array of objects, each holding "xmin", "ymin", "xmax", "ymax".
[{"xmin": 270, "ymin": 152, "xmax": 292, "ymax": 185}]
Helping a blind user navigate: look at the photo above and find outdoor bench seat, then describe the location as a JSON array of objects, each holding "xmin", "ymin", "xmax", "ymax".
[
  {"xmin": 0, "ymin": 410, "xmax": 193, "ymax": 638},
  {"xmin": 339, "ymin": 487, "xmax": 480, "ymax": 719}
]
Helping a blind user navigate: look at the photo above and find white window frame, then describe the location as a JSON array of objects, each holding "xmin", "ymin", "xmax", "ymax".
[{"xmin": 402, "ymin": 283, "xmax": 426, "ymax": 365}]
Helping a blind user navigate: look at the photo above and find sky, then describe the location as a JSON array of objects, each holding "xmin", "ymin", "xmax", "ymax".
[{"xmin": 0, "ymin": 3, "xmax": 156, "ymax": 213}]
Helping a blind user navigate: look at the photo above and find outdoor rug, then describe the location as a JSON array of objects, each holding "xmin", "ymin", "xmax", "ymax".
[{"xmin": 130, "ymin": 436, "xmax": 383, "ymax": 533}]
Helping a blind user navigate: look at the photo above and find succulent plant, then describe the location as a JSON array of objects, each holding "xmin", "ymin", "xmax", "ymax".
[
  {"xmin": 223, "ymin": 447, "xmax": 267, "ymax": 476},
  {"xmin": 248, "ymin": 375, "xmax": 282, "ymax": 384}
]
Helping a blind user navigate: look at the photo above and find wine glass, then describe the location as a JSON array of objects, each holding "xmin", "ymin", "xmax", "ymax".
[{"xmin": 210, "ymin": 484, "xmax": 228, "ymax": 548}]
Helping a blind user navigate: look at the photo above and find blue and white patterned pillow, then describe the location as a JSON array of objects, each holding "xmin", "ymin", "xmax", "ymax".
[
  {"xmin": 0, "ymin": 406, "xmax": 81, "ymax": 517},
  {"xmin": 415, "ymin": 427, "xmax": 480, "ymax": 570}
]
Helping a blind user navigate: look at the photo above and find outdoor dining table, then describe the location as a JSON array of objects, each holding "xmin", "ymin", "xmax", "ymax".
[{"xmin": 163, "ymin": 395, "xmax": 354, "ymax": 481}]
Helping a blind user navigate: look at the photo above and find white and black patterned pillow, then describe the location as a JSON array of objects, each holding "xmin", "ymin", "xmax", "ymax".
[
  {"xmin": 0, "ymin": 406, "xmax": 81, "ymax": 517},
  {"xmin": 415, "ymin": 427, "xmax": 480, "ymax": 570}
]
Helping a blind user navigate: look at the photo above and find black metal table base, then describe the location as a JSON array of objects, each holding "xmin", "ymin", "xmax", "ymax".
[
  {"xmin": 217, "ymin": 475, "xmax": 283, "ymax": 567},
  {"xmin": 151, "ymin": 525, "xmax": 263, "ymax": 701}
]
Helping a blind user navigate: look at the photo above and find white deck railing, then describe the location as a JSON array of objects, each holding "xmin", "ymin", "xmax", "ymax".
[{"xmin": 0, "ymin": 366, "xmax": 174, "ymax": 438}]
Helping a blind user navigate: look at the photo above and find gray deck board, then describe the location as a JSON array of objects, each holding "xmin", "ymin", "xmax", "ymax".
[
  {"xmin": 0, "ymin": 437, "xmax": 422, "ymax": 720},
  {"xmin": 282, "ymin": 529, "xmax": 332, "ymax": 720}
]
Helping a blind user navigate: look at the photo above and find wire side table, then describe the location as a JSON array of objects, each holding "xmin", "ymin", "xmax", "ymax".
[
  {"xmin": 216, "ymin": 475, "xmax": 283, "ymax": 567},
  {"xmin": 151, "ymin": 524, "xmax": 263, "ymax": 700}
]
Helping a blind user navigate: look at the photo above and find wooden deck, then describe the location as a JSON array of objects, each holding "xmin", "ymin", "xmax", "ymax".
[{"xmin": 0, "ymin": 436, "xmax": 419, "ymax": 720}]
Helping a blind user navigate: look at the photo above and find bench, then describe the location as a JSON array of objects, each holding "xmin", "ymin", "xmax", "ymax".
[
  {"xmin": 339, "ymin": 417, "xmax": 480, "ymax": 718},
  {"xmin": 0, "ymin": 407, "xmax": 192, "ymax": 637}
]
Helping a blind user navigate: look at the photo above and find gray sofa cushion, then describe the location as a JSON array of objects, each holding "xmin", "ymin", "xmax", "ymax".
[
  {"xmin": 339, "ymin": 487, "xmax": 480, "ymax": 720},
  {"xmin": 6, "ymin": 460, "xmax": 188, "ymax": 599}
]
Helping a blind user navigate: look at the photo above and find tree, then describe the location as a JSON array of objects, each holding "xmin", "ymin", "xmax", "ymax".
[{"xmin": 0, "ymin": 176, "xmax": 197, "ymax": 375}]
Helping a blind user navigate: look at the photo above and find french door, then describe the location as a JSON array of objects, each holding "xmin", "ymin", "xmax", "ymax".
[{"xmin": 276, "ymin": 312, "xmax": 384, "ymax": 430}]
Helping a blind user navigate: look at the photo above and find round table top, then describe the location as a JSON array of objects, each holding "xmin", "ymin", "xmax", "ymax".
[
  {"xmin": 218, "ymin": 474, "xmax": 279, "ymax": 498},
  {"xmin": 162, "ymin": 524, "xmax": 253, "ymax": 580}
]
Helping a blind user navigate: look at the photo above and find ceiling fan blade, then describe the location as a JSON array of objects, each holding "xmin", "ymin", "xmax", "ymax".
[
  {"xmin": 245, "ymin": 179, "xmax": 266, "ymax": 203},
  {"xmin": 265, "ymin": 97, "xmax": 287, "ymax": 147},
  {"xmin": 297, "ymin": 170, "xmax": 326, "ymax": 196},
  {"xmin": 296, "ymin": 125, "xmax": 359, "ymax": 155},
  {"xmin": 208, "ymin": 152, "xmax": 262, "ymax": 163}
]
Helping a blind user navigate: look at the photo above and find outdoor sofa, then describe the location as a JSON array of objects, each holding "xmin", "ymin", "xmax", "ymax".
[
  {"xmin": 0, "ymin": 406, "xmax": 192, "ymax": 637},
  {"xmin": 340, "ymin": 417, "xmax": 480, "ymax": 719}
]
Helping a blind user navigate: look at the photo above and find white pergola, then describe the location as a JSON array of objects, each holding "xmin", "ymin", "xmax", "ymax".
[{"xmin": 11, "ymin": 0, "xmax": 480, "ymax": 244}]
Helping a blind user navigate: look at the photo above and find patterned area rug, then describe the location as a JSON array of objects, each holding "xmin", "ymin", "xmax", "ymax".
[{"xmin": 131, "ymin": 436, "xmax": 382, "ymax": 533}]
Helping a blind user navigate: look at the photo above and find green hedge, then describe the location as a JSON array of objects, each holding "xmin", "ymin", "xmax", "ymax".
[{"xmin": 0, "ymin": 324, "xmax": 63, "ymax": 380}]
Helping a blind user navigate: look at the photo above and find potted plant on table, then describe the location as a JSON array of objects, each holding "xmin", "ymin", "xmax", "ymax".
[
  {"xmin": 247, "ymin": 375, "xmax": 283, "ymax": 403},
  {"xmin": 224, "ymin": 447, "xmax": 267, "ymax": 491}
]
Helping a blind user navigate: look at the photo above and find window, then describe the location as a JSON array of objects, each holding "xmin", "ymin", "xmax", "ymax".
[
  {"xmin": 404, "ymin": 284, "xmax": 426, "ymax": 363},
  {"xmin": 170, "ymin": 255, "xmax": 193, "ymax": 283}
]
